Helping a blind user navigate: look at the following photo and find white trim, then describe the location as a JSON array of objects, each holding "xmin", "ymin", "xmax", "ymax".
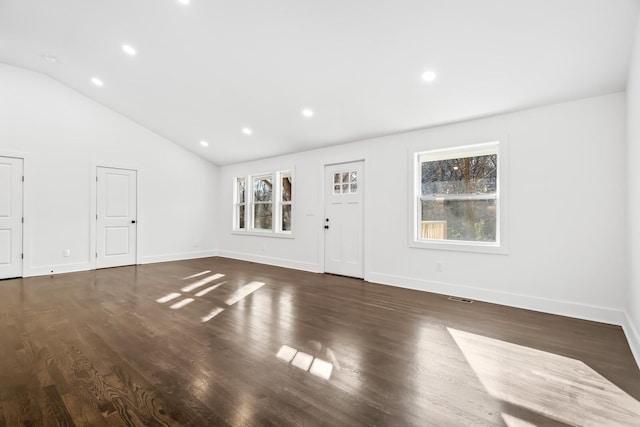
[
  {"xmin": 276, "ymin": 170, "xmax": 294, "ymax": 234},
  {"xmin": 422, "ymin": 194, "xmax": 498, "ymax": 202},
  {"xmin": 0, "ymin": 150, "xmax": 29, "ymax": 158},
  {"xmin": 233, "ymin": 176, "xmax": 247, "ymax": 230},
  {"xmin": 322, "ymin": 159, "xmax": 367, "ymax": 278},
  {"xmin": 317, "ymin": 156, "xmax": 368, "ymax": 276},
  {"xmin": 408, "ymin": 138, "xmax": 510, "ymax": 254},
  {"xmin": 251, "ymin": 173, "xmax": 274, "ymax": 231},
  {"xmin": 90, "ymin": 162, "xmax": 140, "ymax": 269},
  {"xmin": 231, "ymin": 230, "xmax": 294, "ymax": 239},
  {"xmin": 139, "ymin": 250, "xmax": 218, "ymax": 265},
  {"xmin": 25, "ymin": 251, "xmax": 220, "ymax": 276},
  {"xmin": 0, "ymin": 152, "xmax": 28, "ymax": 278},
  {"xmin": 90, "ymin": 164, "xmax": 97, "ymax": 269},
  {"xmin": 417, "ymin": 141, "xmax": 498, "ymax": 162},
  {"xmin": 27, "ymin": 262, "xmax": 92, "ymax": 277},
  {"xmin": 367, "ymin": 271, "xmax": 625, "ymax": 326},
  {"xmin": 0, "ymin": 155, "xmax": 26, "ymax": 279},
  {"xmin": 622, "ymin": 312, "xmax": 640, "ymax": 370},
  {"xmin": 217, "ymin": 250, "xmax": 321, "ymax": 273},
  {"xmin": 233, "ymin": 168, "xmax": 296, "ymax": 238}
]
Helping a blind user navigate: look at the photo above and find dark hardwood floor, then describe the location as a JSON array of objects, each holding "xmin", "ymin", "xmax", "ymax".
[{"xmin": 0, "ymin": 257, "xmax": 639, "ymax": 426}]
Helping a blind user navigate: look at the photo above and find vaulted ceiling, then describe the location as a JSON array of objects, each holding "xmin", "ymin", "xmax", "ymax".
[{"xmin": 0, "ymin": 0, "xmax": 638, "ymax": 165}]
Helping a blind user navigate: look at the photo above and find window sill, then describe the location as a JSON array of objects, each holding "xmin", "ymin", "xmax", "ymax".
[
  {"xmin": 232, "ymin": 230, "xmax": 295, "ymax": 239},
  {"xmin": 409, "ymin": 239, "xmax": 508, "ymax": 254}
]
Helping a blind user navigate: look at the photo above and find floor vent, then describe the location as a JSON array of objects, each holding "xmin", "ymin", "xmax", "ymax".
[{"xmin": 448, "ymin": 296, "xmax": 474, "ymax": 304}]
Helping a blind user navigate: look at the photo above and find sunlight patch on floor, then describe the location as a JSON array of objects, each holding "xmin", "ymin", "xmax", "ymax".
[
  {"xmin": 201, "ymin": 307, "xmax": 224, "ymax": 323},
  {"xmin": 195, "ymin": 281, "xmax": 226, "ymax": 297},
  {"xmin": 156, "ymin": 292, "xmax": 181, "ymax": 303},
  {"xmin": 277, "ymin": 344, "xmax": 333, "ymax": 380},
  {"xmin": 292, "ymin": 351, "xmax": 314, "ymax": 370},
  {"xmin": 156, "ymin": 276, "xmax": 267, "ymax": 325},
  {"xmin": 181, "ymin": 270, "xmax": 211, "ymax": 280},
  {"xmin": 277, "ymin": 345, "xmax": 298, "ymax": 363},
  {"xmin": 309, "ymin": 358, "xmax": 333, "ymax": 380},
  {"xmin": 225, "ymin": 281, "xmax": 265, "ymax": 306},
  {"xmin": 448, "ymin": 327, "xmax": 640, "ymax": 426},
  {"xmin": 170, "ymin": 298, "xmax": 194, "ymax": 309},
  {"xmin": 181, "ymin": 273, "xmax": 225, "ymax": 292}
]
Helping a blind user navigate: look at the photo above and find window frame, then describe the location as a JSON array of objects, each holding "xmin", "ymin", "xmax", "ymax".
[
  {"xmin": 277, "ymin": 171, "xmax": 293, "ymax": 234},
  {"xmin": 251, "ymin": 173, "xmax": 274, "ymax": 232},
  {"xmin": 234, "ymin": 177, "xmax": 246, "ymax": 230},
  {"xmin": 232, "ymin": 169, "xmax": 294, "ymax": 238},
  {"xmin": 409, "ymin": 141, "xmax": 509, "ymax": 254}
]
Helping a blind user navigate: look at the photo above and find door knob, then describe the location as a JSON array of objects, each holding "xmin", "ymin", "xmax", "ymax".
[
  {"xmin": 131, "ymin": 220, "xmax": 136, "ymax": 224},
  {"xmin": 324, "ymin": 225, "xmax": 329, "ymax": 229}
]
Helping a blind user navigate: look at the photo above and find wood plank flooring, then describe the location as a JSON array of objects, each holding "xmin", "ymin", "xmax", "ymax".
[{"xmin": 0, "ymin": 257, "xmax": 639, "ymax": 426}]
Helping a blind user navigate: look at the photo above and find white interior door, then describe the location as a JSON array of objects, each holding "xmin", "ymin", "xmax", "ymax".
[
  {"xmin": 324, "ymin": 161, "xmax": 364, "ymax": 278},
  {"xmin": 0, "ymin": 157, "xmax": 23, "ymax": 279},
  {"xmin": 96, "ymin": 167, "xmax": 137, "ymax": 269}
]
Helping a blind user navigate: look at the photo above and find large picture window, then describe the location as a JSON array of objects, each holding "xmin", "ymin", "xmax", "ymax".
[
  {"xmin": 413, "ymin": 142, "xmax": 506, "ymax": 252},
  {"xmin": 234, "ymin": 170, "xmax": 293, "ymax": 236}
]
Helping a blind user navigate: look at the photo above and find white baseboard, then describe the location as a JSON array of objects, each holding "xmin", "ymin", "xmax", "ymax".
[
  {"xmin": 622, "ymin": 312, "xmax": 640, "ymax": 370},
  {"xmin": 26, "ymin": 262, "xmax": 92, "ymax": 277},
  {"xmin": 217, "ymin": 250, "xmax": 321, "ymax": 273},
  {"xmin": 367, "ymin": 271, "xmax": 625, "ymax": 326},
  {"xmin": 139, "ymin": 250, "xmax": 218, "ymax": 265},
  {"xmin": 25, "ymin": 250, "xmax": 219, "ymax": 276}
]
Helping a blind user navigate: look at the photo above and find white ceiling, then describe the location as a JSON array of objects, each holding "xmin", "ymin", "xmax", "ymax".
[{"xmin": 0, "ymin": 0, "xmax": 638, "ymax": 165}]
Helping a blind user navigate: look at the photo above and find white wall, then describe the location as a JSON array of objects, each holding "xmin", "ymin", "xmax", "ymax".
[
  {"xmin": 0, "ymin": 64, "xmax": 219, "ymax": 276},
  {"xmin": 626, "ymin": 14, "xmax": 640, "ymax": 365},
  {"xmin": 0, "ymin": 59, "xmax": 635, "ymax": 363},
  {"xmin": 219, "ymin": 93, "xmax": 627, "ymax": 326}
]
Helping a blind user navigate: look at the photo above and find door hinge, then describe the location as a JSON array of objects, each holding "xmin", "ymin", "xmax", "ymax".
[
  {"xmin": 96, "ymin": 176, "xmax": 98, "ymax": 182},
  {"xmin": 95, "ymin": 252, "xmax": 98, "ymax": 258},
  {"xmin": 22, "ymin": 176, "xmax": 24, "ymax": 182},
  {"xmin": 21, "ymin": 253, "xmax": 23, "ymax": 259},
  {"xmin": 96, "ymin": 214, "xmax": 98, "ymax": 220},
  {"xmin": 21, "ymin": 217, "xmax": 24, "ymax": 223}
]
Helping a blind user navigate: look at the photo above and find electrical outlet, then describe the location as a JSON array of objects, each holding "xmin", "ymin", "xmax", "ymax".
[
  {"xmin": 63, "ymin": 249, "xmax": 71, "ymax": 257},
  {"xmin": 435, "ymin": 262, "xmax": 443, "ymax": 272}
]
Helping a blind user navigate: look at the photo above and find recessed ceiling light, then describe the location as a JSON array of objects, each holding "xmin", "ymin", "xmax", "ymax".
[
  {"xmin": 422, "ymin": 70, "xmax": 437, "ymax": 82},
  {"xmin": 200, "ymin": 140, "xmax": 209, "ymax": 147},
  {"xmin": 242, "ymin": 128, "xmax": 252, "ymax": 135},
  {"xmin": 302, "ymin": 108, "xmax": 314, "ymax": 117},
  {"xmin": 122, "ymin": 44, "xmax": 136, "ymax": 56},
  {"xmin": 41, "ymin": 54, "xmax": 58, "ymax": 63},
  {"xmin": 178, "ymin": 0, "xmax": 189, "ymax": 4},
  {"xmin": 91, "ymin": 77, "xmax": 104, "ymax": 87}
]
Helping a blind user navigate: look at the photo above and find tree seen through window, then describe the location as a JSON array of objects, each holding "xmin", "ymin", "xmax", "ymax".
[{"xmin": 420, "ymin": 152, "xmax": 497, "ymax": 242}]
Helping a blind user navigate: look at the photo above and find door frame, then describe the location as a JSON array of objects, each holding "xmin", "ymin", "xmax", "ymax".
[
  {"xmin": 320, "ymin": 158, "xmax": 368, "ymax": 279},
  {"xmin": 90, "ymin": 162, "xmax": 140, "ymax": 270},
  {"xmin": 0, "ymin": 151, "xmax": 27, "ymax": 278}
]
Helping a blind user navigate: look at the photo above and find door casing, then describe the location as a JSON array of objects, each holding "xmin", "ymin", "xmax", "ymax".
[
  {"xmin": 0, "ymin": 156, "xmax": 23, "ymax": 279},
  {"xmin": 323, "ymin": 160, "xmax": 365, "ymax": 279},
  {"xmin": 91, "ymin": 165, "xmax": 139, "ymax": 268}
]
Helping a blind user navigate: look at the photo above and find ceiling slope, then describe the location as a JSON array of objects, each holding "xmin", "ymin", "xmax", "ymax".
[{"xmin": 0, "ymin": 0, "xmax": 638, "ymax": 164}]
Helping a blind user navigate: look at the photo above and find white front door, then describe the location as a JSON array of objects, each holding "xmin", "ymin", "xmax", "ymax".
[
  {"xmin": 96, "ymin": 167, "xmax": 137, "ymax": 269},
  {"xmin": 0, "ymin": 157, "xmax": 23, "ymax": 279},
  {"xmin": 324, "ymin": 161, "xmax": 364, "ymax": 278}
]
